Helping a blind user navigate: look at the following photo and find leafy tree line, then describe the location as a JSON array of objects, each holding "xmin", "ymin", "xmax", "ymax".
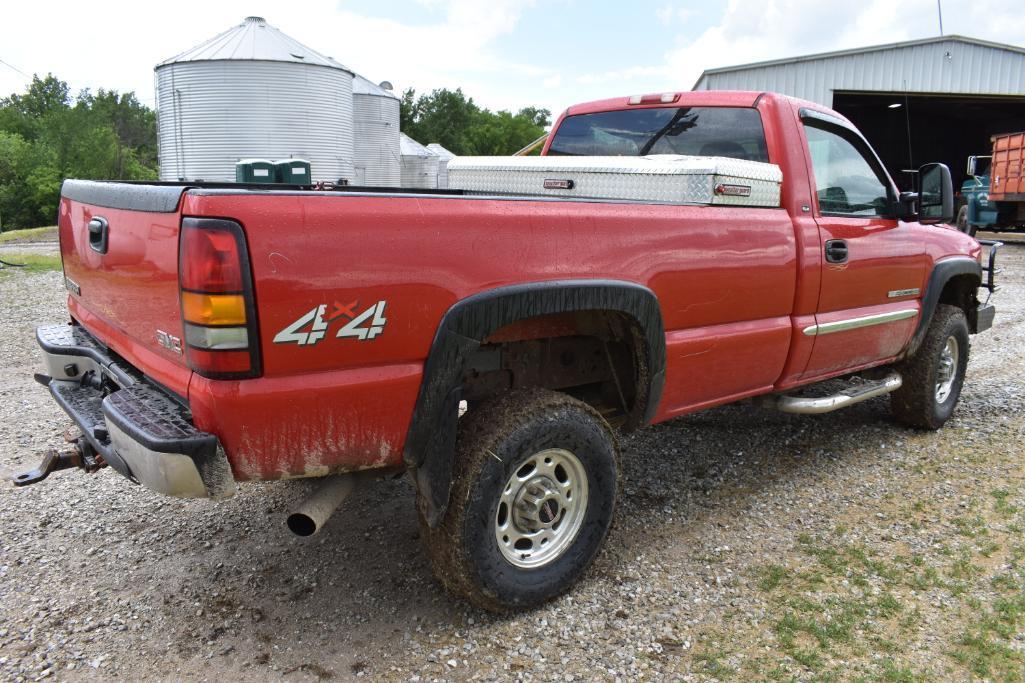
[
  {"xmin": 0, "ymin": 74, "xmax": 157, "ymax": 231},
  {"xmin": 400, "ymin": 88, "xmax": 550, "ymax": 156}
]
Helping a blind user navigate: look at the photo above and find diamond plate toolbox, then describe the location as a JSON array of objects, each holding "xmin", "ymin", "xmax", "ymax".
[{"xmin": 447, "ymin": 155, "xmax": 783, "ymax": 207}]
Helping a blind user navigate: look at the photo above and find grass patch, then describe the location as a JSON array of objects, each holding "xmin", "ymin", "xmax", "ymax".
[
  {"xmin": 991, "ymin": 489, "xmax": 1019, "ymax": 517},
  {"xmin": 0, "ymin": 225, "xmax": 57, "ymax": 244},
  {"xmin": 951, "ymin": 596, "xmax": 1025, "ymax": 679},
  {"xmin": 756, "ymin": 563, "xmax": 790, "ymax": 591},
  {"xmin": 0, "ymin": 252, "xmax": 63, "ymax": 275}
]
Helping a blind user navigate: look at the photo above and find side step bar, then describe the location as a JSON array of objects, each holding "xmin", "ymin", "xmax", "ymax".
[{"xmin": 762, "ymin": 372, "xmax": 902, "ymax": 415}]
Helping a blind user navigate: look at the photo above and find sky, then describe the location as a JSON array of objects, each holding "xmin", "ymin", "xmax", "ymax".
[{"xmin": 2, "ymin": 0, "xmax": 1025, "ymax": 118}]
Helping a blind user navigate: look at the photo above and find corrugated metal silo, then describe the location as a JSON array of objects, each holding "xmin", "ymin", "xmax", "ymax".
[
  {"xmin": 155, "ymin": 16, "xmax": 355, "ymax": 182},
  {"xmin": 426, "ymin": 143, "xmax": 455, "ymax": 188},
  {"xmin": 399, "ymin": 134, "xmax": 439, "ymax": 188},
  {"xmin": 352, "ymin": 76, "xmax": 401, "ymax": 187}
]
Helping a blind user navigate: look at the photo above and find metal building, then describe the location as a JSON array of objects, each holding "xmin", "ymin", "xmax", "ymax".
[
  {"xmin": 426, "ymin": 143, "xmax": 455, "ymax": 188},
  {"xmin": 352, "ymin": 75, "xmax": 401, "ymax": 187},
  {"xmin": 694, "ymin": 35, "xmax": 1025, "ymax": 187},
  {"xmin": 156, "ymin": 16, "xmax": 355, "ymax": 182},
  {"xmin": 399, "ymin": 134, "xmax": 440, "ymax": 189}
]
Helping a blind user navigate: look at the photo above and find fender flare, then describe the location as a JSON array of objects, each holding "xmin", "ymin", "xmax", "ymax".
[
  {"xmin": 405, "ymin": 279, "xmax": 666, "ymax": 527},
  {"xmin": 905, "ymin": 257, "xmax": 981, "ymax": 358}
]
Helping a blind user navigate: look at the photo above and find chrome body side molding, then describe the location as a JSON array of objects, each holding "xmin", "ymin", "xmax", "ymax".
[{"xmin": 803, "ymin": 309, "xmax": 918, "ymax": 337}]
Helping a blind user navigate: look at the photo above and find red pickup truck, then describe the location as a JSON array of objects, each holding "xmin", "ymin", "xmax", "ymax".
[{"xmin": 20, "ymin": 90, "xmax": 999, "ymax": 612}]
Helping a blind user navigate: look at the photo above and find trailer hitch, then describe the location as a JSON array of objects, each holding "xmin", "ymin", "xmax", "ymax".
[{"xmin": 11, "ymin": 433, "xmax": 105, "ymax": 487}]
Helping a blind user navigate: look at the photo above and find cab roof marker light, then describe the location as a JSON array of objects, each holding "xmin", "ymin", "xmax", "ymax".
[{"xmin": 628, "ymin": 93, "xmax": 681, "ymax": 105}]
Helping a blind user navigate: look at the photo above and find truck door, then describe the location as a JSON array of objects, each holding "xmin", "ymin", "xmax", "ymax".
[{"xmin": 799, "ymin": 112, "xmax": 925, "ymax": 379}]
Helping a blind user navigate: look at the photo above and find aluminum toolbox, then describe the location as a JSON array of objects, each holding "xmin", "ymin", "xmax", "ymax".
[{"xmin": 447, "ymin": 155, "xmax": 783, "ymax": 207}]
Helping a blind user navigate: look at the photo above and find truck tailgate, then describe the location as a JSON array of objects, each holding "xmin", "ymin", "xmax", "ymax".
[{"xmin": 58, "ymin": 180, "xmax": 192, "ymax": 396}]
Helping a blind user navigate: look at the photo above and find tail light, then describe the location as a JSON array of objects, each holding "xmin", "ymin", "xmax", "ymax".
[{"xmin": 178, "ymin": 218, "xmax": 261, "ymax": 379}]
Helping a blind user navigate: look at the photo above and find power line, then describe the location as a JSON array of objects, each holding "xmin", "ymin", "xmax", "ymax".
[{"xmin": 0, "ymin": 58, "xmax": 30, "ymax": 78}]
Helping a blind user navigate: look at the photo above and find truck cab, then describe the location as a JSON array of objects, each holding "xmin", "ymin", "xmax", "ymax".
[{"xmin": 959, "ymin": 155, "xmax": 995, "ymax": 236}]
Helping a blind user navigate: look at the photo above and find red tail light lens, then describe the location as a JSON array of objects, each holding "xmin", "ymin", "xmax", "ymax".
[
  {"xmin": 180, "ymin": 227, "xmax": 244, "ymax": 292},
  {"xmin": 179, "ymin": 218, "xmax": 261, "ymax": 379}
]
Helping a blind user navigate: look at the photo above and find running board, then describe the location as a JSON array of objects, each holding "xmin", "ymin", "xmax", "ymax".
[{"xmin": 762, "ymin": 372, "xmax": 902, "ymax": 415}]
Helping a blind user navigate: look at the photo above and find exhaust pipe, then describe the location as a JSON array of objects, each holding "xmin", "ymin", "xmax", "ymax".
[{"xmin": 287, "ymin": 474, "xmax": 358, "ymax": 537}]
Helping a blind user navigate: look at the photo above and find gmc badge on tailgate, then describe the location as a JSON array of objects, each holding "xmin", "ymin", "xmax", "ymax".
[{"xmin": 156, "ymin": 330, "xmax": 183, "ymax": 355}]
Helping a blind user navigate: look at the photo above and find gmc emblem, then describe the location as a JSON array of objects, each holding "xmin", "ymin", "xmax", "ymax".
[{"xmin": 156, "ymin": 330, "xmax": 183, "ymax": 355}]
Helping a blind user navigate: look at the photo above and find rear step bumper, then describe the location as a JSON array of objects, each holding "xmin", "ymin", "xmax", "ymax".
[{"xmin": 36, "ymin": 324, "xmax": 235, "ymax": 499}]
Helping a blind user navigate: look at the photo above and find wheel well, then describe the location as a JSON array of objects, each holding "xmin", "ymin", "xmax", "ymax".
[
  {"xmin": 938, "ymin": 274, "xmax": 978, "ymax": 315},
  {"xmin": 461, "ymin": 311, "xmax": 648, "ymax": 429}
]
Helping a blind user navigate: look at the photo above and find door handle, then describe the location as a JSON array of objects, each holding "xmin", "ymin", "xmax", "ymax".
[
  {"xmin": 88, "ymin": 216, "xmax": 109, "ymax": 254},
  {"xmin": 825, "ymin": 239, "xmax": 848, "ymax": 264}
]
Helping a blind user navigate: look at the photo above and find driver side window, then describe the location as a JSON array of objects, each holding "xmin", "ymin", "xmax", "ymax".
[{"xmin": 804, "ymin": 124, "xmax": 891, "ymax": 217}]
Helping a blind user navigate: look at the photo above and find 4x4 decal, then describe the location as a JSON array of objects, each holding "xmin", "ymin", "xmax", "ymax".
[{"xmin": 273, "ymin": 300, "xmax": 387, "ymax": 346}]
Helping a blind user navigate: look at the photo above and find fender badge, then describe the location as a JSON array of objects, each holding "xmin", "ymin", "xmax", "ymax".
[
  {"xmin": 65, "ymin": 276, "xmax": 81, "ymax": 296},
  {"xmin": 887, "ymin": 288, "xmax": 920, "ymax": 298}
]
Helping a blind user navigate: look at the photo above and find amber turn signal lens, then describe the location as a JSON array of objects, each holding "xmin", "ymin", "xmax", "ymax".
[{"xmin": 181, "ymin": 292, "xmax": 247, "ymax": 326}]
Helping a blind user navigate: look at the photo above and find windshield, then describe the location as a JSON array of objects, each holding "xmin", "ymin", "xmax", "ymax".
[{"xmin": 547, "ymin": 107, "xmax": 769, "ymax": 162}]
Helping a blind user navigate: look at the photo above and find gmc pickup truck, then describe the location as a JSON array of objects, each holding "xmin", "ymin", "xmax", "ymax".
[{"xmin": 17, "ymin": 90, "xmax": 1000, "ymax": 612}]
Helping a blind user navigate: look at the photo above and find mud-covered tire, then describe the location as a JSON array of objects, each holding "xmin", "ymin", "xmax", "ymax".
[
  {"xmin": 891, "ymin": 304, "xmax": 970, "ymax": 430},
  {"xmin": 418, "ymin": 389, "xmax": 618, "ymax": 612}
]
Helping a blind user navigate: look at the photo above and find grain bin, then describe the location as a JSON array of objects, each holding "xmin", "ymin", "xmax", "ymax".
[
  {"xmin": 399, "ymin": 134, "xmax": 439, "ymax": 189},
  {"xmin": 155, "ymin": 16, "xmax": 355, "ymax": 182},
  {"xmin": 426, "ymin": 143, "xmax": 455, "ymax": 188},
  {"xmin": 352, "ymin": 76, "xmax": 400, "ymax": 187}
]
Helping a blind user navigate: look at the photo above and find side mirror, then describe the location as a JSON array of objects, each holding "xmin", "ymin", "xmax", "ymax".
[
  {"xmin": 966, "ymin": 156, "xmax": 977, "ymax": 177},
  {"xmin": 917, "ymin": 163, "xmax": 954, "ymax": 225}
]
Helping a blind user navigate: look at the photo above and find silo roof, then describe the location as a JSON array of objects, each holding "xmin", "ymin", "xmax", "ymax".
[
  {"xmin": 353, "ymin": 74, "xmax": 399, "ymax": 99},
  {"xmin": 157, "ymin": 16, "xmax": 352, "ymax": 72},
  {"xmin": 426, "ymin": 143, "xmax": 455, "ymax": 160},
  {"xmin": 400, "ymin": 133, "xmax": 437, "ymax": 157}
]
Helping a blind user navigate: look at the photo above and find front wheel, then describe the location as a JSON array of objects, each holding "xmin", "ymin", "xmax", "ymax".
[
  {"xmin": 956, "ymin": 206, "xmax": 978, "ymax": 237},
  {"xmin": 419, "ymin": 389, "xmax": 619, "ymax": 612},
  {"xmin": 891, "ymin": 304, "xmax": 970, "ymax": 430}
]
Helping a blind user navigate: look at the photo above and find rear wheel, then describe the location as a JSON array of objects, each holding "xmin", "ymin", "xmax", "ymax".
[
  {"xmin": 419, "ymin": 389, "xmax": 618, "ymax": 612},
  {"xmin": 891, "ymin": 304, "xmax": 969, "ymax": 430}
]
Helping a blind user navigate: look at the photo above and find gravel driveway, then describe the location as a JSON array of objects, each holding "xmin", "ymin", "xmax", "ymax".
[{"xmin": 1, "ymin": 239, "xmax": 1023, "ymax": 681}]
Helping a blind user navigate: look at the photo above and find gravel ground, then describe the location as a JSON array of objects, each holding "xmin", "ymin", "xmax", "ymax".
[{"xmin": 1, "ymin": 240, "xmax": 1023, "ymax": 681}]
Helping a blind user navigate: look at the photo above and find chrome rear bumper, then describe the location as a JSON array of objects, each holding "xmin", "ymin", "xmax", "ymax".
[{"xmin": 36, "ymin": 323, "xmax": 235, "ymax": 499}]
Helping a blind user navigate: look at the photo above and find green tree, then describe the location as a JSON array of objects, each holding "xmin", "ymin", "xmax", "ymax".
[
  {"xmin": 400, "ymin": 87, "xmax": 550, "ymax": 156},
  {"xmin": 0, "ymin": 74, "xmax": 157, "ymax": 230}
]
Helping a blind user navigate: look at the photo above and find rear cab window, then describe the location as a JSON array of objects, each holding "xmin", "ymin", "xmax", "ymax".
[{"xmin": 547, "ymin": 107, "xmax": 769, "ymax": 162}]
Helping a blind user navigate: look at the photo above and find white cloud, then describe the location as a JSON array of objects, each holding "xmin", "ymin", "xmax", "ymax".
[
  {"xmin": 655, "ymin": 3, "xmax": 697, "ymax": 26},
  {"xmin": 543, "ymin": 74, "xmax": 562, "ymax": 88},
  {"xmin": 0, "ymin": 0, "xmax": 549, "ymax": 112}
]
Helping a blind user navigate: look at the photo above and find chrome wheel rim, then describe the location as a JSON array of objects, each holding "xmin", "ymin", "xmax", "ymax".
[
  {"xmin": 935, "ymin": 335, "xmax": 959, "ymax": 403},
  {"xmin": 494, "ymin": 448, "xmax": 588, "ymax": 569}
]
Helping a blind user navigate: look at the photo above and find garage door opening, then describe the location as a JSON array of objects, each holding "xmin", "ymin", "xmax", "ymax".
[{"xmin": 832, "ymin": 91, "xmax": 1025, "ymax": 192}]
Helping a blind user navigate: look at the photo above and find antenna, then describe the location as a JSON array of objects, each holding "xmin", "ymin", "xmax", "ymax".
[{"xmin": 937, "ymin": 0, "xmax": 944, "ymax": 35}]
